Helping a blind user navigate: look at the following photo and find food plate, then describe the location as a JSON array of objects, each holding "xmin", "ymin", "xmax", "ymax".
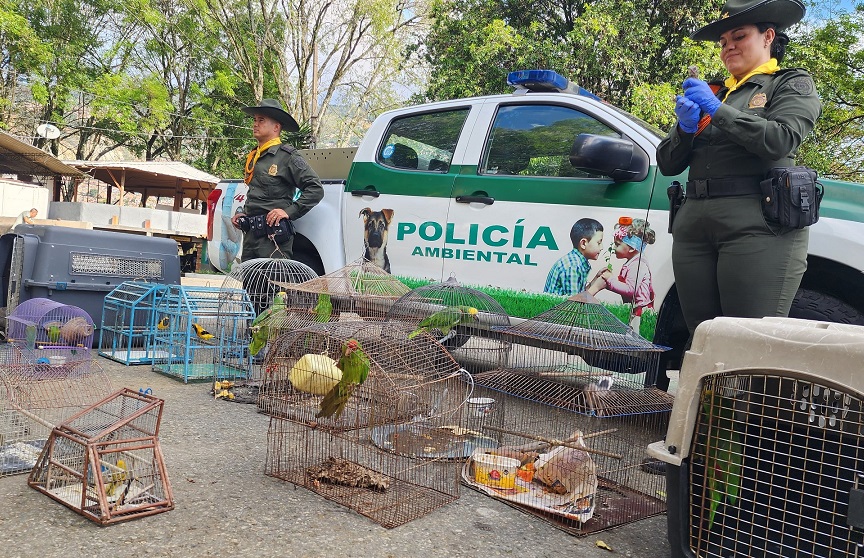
[{"xmin": 370, "ymin": 423, "xmax": 498, "ymax": 459}]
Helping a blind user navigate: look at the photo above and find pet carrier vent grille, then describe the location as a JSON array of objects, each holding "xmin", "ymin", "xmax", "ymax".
[
  {"xmin": 71, "ymin": 253, "xmax": 163, "ymax": 279},
  {"xmin": 689, "ymin": 373, "xmax": 864, "ymax": 558}
]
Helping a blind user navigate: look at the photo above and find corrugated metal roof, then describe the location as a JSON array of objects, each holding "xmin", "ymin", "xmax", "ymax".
[
  {"xmin": 0, "ymin": 131, "xmax": 85, "ymax": 177},
  {"xmin": 65, "ymin": 160, "xmax": 221, "ymax": 201}
]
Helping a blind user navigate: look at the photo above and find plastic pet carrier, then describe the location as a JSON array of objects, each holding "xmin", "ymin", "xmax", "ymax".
[
  {"xmin": 648, "ymin": 317, "xmax": 864, "ymax": 558},
  {"xmin": 0, "ymin": 225, "xmax": 181, "ymax": 342}
]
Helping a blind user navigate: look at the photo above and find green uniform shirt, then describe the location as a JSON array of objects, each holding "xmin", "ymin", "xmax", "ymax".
[
  {"xmin": 657, "ymin": 69, "xmax": 822, "ymax": 180},
  {"xmin": 242, "ymin": 143, "xmax": 324, "ymax": 220}
]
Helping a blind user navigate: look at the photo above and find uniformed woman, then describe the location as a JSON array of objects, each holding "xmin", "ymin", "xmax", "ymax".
[{"xmin": 657, "ymin": 0, "xmax": 821, "ymax": 339}]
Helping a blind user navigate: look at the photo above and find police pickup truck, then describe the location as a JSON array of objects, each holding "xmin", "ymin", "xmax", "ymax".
[{"xmin": 208, "ymin": 69, "xmax": 864, "ymax": 366}]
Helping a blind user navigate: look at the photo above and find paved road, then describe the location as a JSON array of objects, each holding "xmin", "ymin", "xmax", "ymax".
[{"xmin": 0, "ymin": 357, "xmax": 673, "ymax": 558}]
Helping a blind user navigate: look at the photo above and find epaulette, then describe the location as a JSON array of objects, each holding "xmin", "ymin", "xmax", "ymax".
[{"xmin": 280, "ymin": 144, "xmax": 297, "ymax": 155}]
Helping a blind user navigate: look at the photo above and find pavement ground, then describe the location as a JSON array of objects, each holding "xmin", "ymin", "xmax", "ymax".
[{"xmin": 0, "ymin": 357, "xmax": 675, "ymax": 558}]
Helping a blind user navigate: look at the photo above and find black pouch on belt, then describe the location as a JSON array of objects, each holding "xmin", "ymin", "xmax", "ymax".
[
  {"xmin": 759, "ymin": 167, "xmax": 823, "ymax": 229},
  {"xmin": 667, "ymin": 181, "xmax": 684, "ymax": 234},
  {"xmin": 247, "ymin": 214, "xmax": 295, "ymax": 239}
]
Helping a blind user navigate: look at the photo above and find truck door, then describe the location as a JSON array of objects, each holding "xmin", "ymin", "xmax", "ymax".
[
  {"xmin": 342, "ymin": 107, "xmax": 472, "ymax": 281},
  {"xmin": 447, "ymin": 101, "xmax": 656, "ymax": 295}
]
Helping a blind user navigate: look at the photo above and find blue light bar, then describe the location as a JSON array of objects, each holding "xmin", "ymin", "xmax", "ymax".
[{"xmin": 507, "ymin": 69, "xmax": 602, "ymax": 101}]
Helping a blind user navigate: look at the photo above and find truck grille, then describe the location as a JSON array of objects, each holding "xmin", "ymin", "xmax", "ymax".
[
  {"xmin": 689, "ymin": 373, "xmax": 864, "ymax": 557},
  {"xmin": 70, "ymin": 252, "xmax": 163, "ymax": 279}
]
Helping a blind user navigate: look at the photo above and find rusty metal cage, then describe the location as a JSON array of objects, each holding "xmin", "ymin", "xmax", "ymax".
[
  {"xmin": 474, "ymin": 292, "xmax": 672, "ymax": 417},
  {"xmin": 385, "ymin": 276, "xmax": 511, "ymax": 373},
  {"xmin": 275, "ymin": 258, "xmax": 412, "ymax": 322},
  {"xmin": 28, "ymin": 388, "xmax": 173, "ymax": 525},
  {"xmin": 462, "ymin": 386, "xmax": 668, "ymax": 536},
  {"xmin": 0, "ymin": 343, "xmax": 113, "ymax": 477},
  {"xmin": 648, "ymin": 317, "xmax": 864, "ymax": 558},
  {"xmin": 260, "ymin": 321, "xmax": 472, "ymax": 527}
]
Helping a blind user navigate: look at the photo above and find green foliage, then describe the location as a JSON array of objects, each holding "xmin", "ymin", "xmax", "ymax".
[{"xmin": 789, "ymin": 8, "xmax": 864, "ymax": 181}]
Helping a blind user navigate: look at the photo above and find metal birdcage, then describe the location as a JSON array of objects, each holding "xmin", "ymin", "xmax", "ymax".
[
  {"xmin": 648, "ymin": 317, "xmax": 864, "ymax": 558},
  {"xmin": 6, "ymin": 298, "xmax": 96, "ymax": 361},
  {"xmin": 462, "ymin": 386, "xmax": 668, "ymax": 536},
  {"xmin": 151, "ymin": 285, "xmax": 254, "ymax": 383},
  {"xmin": 276, "ymin": 258, "xmax": 412, "ymax": 322},
  {"xmin": 474, "ymin": 292, "xmax": 673, "ymax": 417},
  {"xmin": 261, "ymin": 321, "xmax": 472, "ymax": 527},
  {"xmin": 98, "ymin": 282, "xmax": 167, "ymax": 365},
  {"xmin": 28, "ymin": 388, "xmax": 174, "ymax": 525},
  {"xmin": 385, "ymin": 276, "xmax": 511, "ymax": 373},
  {"xmin": 0, "ymin": 344, "xmax": 113, "ymax": 477},
  {"xmin": 212, "ymin": 258, "xmax": 318, "ymax": 399}
]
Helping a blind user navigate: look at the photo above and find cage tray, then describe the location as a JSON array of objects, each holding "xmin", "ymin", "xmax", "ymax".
[
  {"xmin": 370, "ymin": 423, "xmax": 497, "ymax": 459},
  {"xmin": 0, "ymin": 440, "xmax": 45, "ymax": 474}
]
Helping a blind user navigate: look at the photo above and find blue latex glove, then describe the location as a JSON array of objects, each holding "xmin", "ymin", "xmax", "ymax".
[
  {"xmin": 683, "ymin": 77, "xmax": 721, "ymax": 116},
  {"xmin": 675, "ymin": 95, "xmax": 700, "ymax": 134}
]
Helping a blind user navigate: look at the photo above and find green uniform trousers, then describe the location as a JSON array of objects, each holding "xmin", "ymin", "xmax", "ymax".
[
  {"xmin": 672, "ymin": 194, "xmax": 808, "ymax": 336},
  {"xmin": 241, "ymin": 232, "xmax": 295, "ymax": 262}
]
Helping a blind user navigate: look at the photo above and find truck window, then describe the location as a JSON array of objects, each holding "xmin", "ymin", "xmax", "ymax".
[
  {"xmin": 378, "ymin": 108, "xmax": 470, "ymax": 172},
  {"xmin": 481, "ymin": 105, "xmax": 620, "ymax": 178}
]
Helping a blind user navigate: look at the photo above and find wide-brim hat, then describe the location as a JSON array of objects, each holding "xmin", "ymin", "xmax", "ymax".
[
  {"xmin": 692, "ymin": 0, "xmax": 805, "ymax": 42},
  {"xmin": 241, "ymin": 98, "xmax": 300, "ymax": 133}
]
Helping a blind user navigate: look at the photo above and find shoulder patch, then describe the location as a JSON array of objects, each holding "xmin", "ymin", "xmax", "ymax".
[
  {"xmin": 788, "ymin": 76, "xmax": 814, "ymax": 95},
  {"xmin": 291, "ymin": 154, "xmax": 309, "ymax": 170}
]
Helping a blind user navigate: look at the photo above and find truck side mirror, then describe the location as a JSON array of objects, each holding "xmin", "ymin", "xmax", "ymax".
[{"xmin": 569, "ymin": 133, "xmax": 649, "ymax": 182}]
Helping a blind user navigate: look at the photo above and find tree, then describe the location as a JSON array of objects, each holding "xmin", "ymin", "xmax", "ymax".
[{"xmin": 790, "ymin": 8, "xmax": 864, "ymax": 181}]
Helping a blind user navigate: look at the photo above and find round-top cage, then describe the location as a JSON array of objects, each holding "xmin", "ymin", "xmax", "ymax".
[
  {"xmin": 6, "ymin": 298, "xmax": 95, "ymax": 356},
  {"xmin": 219, "ymin": 257, "xmax": 318, "ymax": 316},
  {"xmin": 385, "ymin": 276, "xmax": 511, "ymax": 372},
  {"xmin": 258, "ymin": 320, "xmax": 473, "ymax": 434}
]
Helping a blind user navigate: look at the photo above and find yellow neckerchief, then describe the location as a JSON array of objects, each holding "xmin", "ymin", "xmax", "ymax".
[
  {"xmin": 721, "ymin": 58, "xmax": 779, "ymax": 101},
  {"xmin": 244, "ymin": 137, "xmax": 282, "ymax": 184}
]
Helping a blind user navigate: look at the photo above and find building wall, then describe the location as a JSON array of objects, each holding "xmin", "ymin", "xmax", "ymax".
[{"xmin": 0, "ymin": 179, "xmax": 50, "ymax": 218}]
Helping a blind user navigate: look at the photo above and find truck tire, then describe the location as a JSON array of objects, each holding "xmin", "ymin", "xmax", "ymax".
[
  {"xmin": 789, "ymin": 288, "xmax": 864, "ymax": 325},
  {"xmin": 291, "ymin": 235, "xmax": 325, "ymax": 276}
]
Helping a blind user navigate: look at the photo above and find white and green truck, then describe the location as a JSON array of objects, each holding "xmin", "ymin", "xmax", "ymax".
[{"xmin": 207, "ymin": 70, "xmax": 864, "ymax": 369}]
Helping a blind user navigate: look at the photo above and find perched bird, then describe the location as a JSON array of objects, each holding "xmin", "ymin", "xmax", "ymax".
[
  {"xmin": 43, "ymin": 321, "xmax": 62, "ymax": 343},
  {"xmin": 157, "ymin": 316, "xmax": 170, "ymax": 330},
  {"xmin": 106, "ymin": 459, "xmax": 128, "ymax": 497},
  {"xmin": 309, "ymin": 292, "xmax": 333, "ymax": 323},
  {"xmin": 702, "ymin": 390, "xmax": 743, "ymax": 530},
  {"xmin": 316, "ymin": 339, "xmax": 370, "ymax": 420},
  {"xmin": 191, "ymin": 322, "xmax": 214, "ymax": 341},
  {"xmin": 407, "ymin": 305, "xmax": 479, "ymax": 340},
  {"xmin": 59, "ymin": 316, "xmax": 94, "ymax": 345},
  {"xmin": 249, "ymin": 291, "xmax": 287, "ymax": 356},
  {"xmin": 24, "ymin": 324, "xmax": 37, "ymax": 350}
]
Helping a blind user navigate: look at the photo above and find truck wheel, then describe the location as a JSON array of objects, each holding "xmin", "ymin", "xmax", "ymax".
[
  {"xmin": 789, "ymin": 289, "xmax": 864, "ymax": 325},
  {"xmin": 291, "ymin": 235, "xmax": 324, "ymax": 276}
]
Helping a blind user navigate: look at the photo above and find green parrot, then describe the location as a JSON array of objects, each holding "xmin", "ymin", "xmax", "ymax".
[
  {"xmin": 701, "ymin": 390, "xmax": 743, "ymax": 530},
  {"xmin": 407, "ymin": 305, "xmax": 479, "ymax": 340},
  {"xmin": 316, "ymin": 339, "xmax": 370, "ymax": 420},
  {"xmin": 43, "ymin": 321, "xmax": 62, "ymax": 343},
  {"xmin": 310, "ymin": 293, "xmax": 332, "ymax": 323},
  {"xmin": 249, "ymin": 291, "xmax": 287, "ymax": 356}
]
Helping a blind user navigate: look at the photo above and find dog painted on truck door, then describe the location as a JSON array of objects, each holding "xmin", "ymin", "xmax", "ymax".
[{"xmin": 359, "ymin": 208, "xmax": 394, "ymax": 273}]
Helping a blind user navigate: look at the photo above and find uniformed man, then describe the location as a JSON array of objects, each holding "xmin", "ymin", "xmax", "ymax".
[
  {"xmin": 657, "ymin": 0, "xmax": 821, "ymax": 356},
  {"xmin": 231, "ymin": 98, "xmax": 324, "ymax": 262}
]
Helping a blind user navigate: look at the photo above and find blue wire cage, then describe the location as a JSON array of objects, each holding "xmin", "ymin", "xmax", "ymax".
[
  {"xmin": 98, "ymin": 282, "xmax": 168, "ymax": 365},
  {"xmin": 151, "ymin": 285, "xmax": 255, "ymax": 383}
]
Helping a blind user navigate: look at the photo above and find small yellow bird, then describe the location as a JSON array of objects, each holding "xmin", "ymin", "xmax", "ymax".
[
  {"xmin": 157, "ymin": 316, "xmax": 170, "ymax": 330},
  {"xmin": 192, "ymin": 322, "xmax": 214, "ymax": 340}
]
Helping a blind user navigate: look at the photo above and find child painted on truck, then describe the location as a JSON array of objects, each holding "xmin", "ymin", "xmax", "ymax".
[
  {"xmin": 544, "ymin": 218, "xmax": 605, "ymax": 296},
  {"xmin": 594, "ymin": 217, "xmax": 656, "ymax": 331}
]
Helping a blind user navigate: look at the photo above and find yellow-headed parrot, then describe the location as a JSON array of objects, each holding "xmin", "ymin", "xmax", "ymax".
[{"xmin": 407, "ymin": 305, "xmax": 478, "ymax": 340}]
